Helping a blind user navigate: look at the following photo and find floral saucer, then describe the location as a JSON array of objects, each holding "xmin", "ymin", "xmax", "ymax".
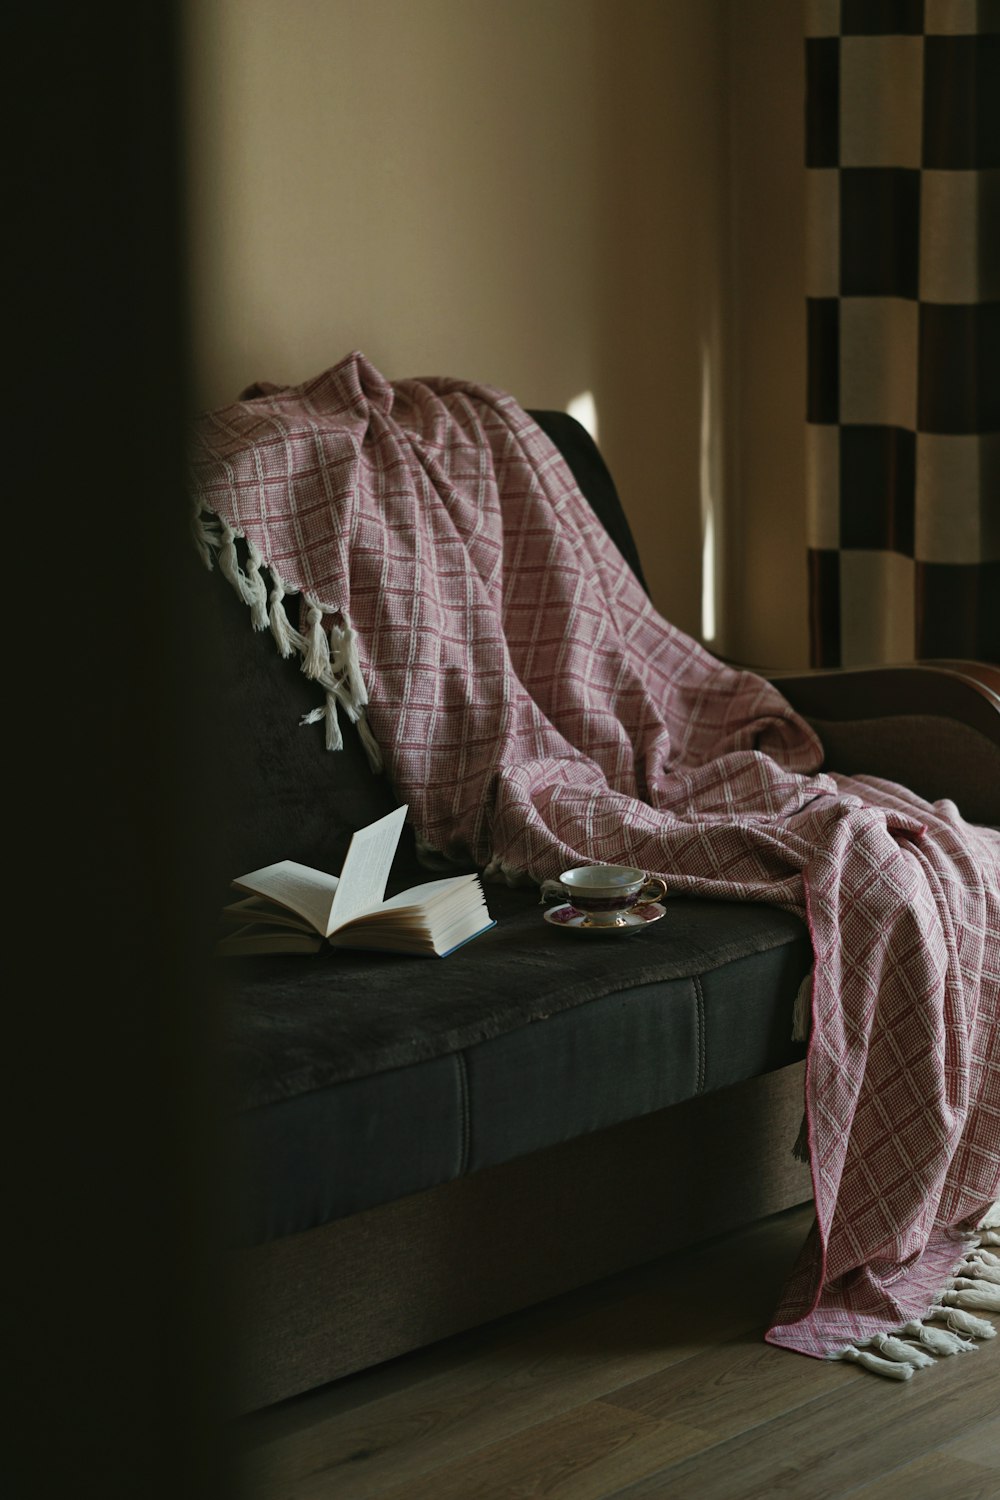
[{"xmin": 543, "ymin": 902, "xmax": 667, "ymax": 934}]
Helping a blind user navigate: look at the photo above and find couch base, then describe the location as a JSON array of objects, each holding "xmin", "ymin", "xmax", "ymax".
[{"xmin": 234, "ymin": 1060, "xmax": 813, "ymax": 1412}]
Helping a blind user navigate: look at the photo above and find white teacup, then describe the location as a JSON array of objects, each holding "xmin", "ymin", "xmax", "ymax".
[{"xmin": 540, "ymin": 863, "xmax": 667, "ymax": 926}]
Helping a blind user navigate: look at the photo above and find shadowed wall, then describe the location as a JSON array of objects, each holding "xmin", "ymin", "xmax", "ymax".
[{"xmin": 185, "ymin": 0, "xmax": 806, "ymax": 667}]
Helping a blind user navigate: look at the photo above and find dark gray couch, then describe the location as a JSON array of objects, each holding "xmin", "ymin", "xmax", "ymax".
[{"xmin": 209, "ymin": 412, "xmax": 1000, "ymax": 1412}]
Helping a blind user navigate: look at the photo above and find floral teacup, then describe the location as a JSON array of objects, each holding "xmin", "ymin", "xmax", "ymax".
[{"xmin": 540, "ymin": 864, "xmax": 667, "ymax": 927}]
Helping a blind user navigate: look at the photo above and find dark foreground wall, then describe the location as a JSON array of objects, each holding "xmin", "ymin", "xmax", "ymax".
[{"xmin": 10, "ymin": 8, "xmax": 232, "ymax": 1497}]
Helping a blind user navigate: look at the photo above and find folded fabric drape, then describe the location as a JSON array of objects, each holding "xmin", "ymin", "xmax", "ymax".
[{"xmin": 191, "ymin": 351, "xmax": 999, "ymax": 1373}]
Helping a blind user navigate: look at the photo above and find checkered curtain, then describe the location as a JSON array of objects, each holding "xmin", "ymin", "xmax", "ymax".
[{"xmin": 805, "ymin": 0, "xmax": 999, "ymax": 667}]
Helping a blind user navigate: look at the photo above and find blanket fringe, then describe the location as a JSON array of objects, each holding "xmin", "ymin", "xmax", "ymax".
[
  {"xmin": 928, "ymin": 1304, "xmax": 996, "ymax": 1339},
  {"xmin": 245, "ymin": 541, "xmax": 270, "ymax": 631},
  {"xmin": 834, "ymin": 1345, "xmax": 913, "ymax": 1380},
  {"xmin": 217, "ymin": 520, "xmax": 269, "ymax": 624},
  {"xmin": 791, "ymin": 973, "xmax": 812, "ymax": 1043},
  {"xmin": 197, "ymin": 514, "xmax": 383, "ymax": 771},
  {"xmin": 323, "ymin": 693, "xmax": 345, "ymax": 752},
  {"xmin": 791, "ymin": 1113, "xmax": 811, "ymax": 1165},
  {"xmin": 302, "ymin": 600, "xmax": 330, "ymax": 679},
  {"xmin": 483, "ymin": 853, "xmax": 535, "ymax": 887},
  {"xmin": 866, "ymin": 1334, "xmax": 936, "ymax": 1369},
  {"xmin": 267, "ymin": 568, "xmax": 296, "ymax": 657},
  {"xmin": 191, "ymin": 504, "xmax": 222, "ymax": 571},
  {"xmin": 943, "ymin": 1278, "xmax": 1000, "ymax": 1312},
  {"xmin": 899, "ymin": 1320, "xmax": 976, "ymax": 1355},
  {"xmin": 827, "ymin": 1201, "xmax": 1000, "ymax": 1378}
]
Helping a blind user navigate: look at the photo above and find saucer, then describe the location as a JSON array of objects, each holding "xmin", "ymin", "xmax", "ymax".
[{"xmin": 543, "ymin": 902, "xmax": 666, "ymax": 934}]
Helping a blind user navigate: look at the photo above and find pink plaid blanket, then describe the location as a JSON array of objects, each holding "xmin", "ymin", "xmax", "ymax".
[{"xmin": 192, "ymin": 352, "xmax": 1000, "ymax": 1376}]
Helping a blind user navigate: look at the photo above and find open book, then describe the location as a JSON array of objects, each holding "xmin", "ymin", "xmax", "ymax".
[{"xmin": 215, "ymin": 805, "xmax": 495, "ymax": 958}]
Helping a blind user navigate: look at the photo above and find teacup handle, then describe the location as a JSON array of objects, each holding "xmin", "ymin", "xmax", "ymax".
[
  {"xmin": 539, "ymin": 878, "xmax": 567, "ymax": 906},
  {"xmin": 635, "ymin": 876, "xmax": 667, "ymax": 906}
]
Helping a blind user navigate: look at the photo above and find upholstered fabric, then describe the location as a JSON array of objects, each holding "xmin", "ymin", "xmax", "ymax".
[
  {"xmin": 222, "ymin": 884, "xmax": 809, "ymax": 1107},
  {"xmin": 230, "ymin": 894, "xmax": 809, "ymax": 1244}
]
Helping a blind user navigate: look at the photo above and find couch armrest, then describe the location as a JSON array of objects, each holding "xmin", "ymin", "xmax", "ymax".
[{"xmin": 765, "ymin": 661, "xmax": 1000, "ymax": 826}]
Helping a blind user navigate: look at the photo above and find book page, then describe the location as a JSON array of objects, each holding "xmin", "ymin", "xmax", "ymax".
[
  {"xmin": 327, "ymin": 804, "xmax": 409, "ymax": 934},
  {"xmin": 222, "ymin": 896, "xmax": 315, "ymax": 932},
  {"xmin": 374, "ymin": 874, "xmax": 477, "ymax": 913},
  {"xmin": 232, "ymin": 861, "xmax": 341, "ymax": 935}
]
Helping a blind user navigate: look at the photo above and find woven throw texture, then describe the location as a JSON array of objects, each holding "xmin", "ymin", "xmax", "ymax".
[{"xmin": 192, "ymin": 351, "xmax": 1000, "ymax": 1360}]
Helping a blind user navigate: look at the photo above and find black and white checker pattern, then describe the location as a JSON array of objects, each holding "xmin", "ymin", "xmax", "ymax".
[{"xmin": 805, "ymin": 0, "xmax": 999, "ymax": 666}]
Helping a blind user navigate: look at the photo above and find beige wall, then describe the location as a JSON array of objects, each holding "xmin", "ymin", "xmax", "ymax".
[
  {"xmin": 725, "ymin": 2, "xmax": 807, "ymax": 669},
  {"xmin": 184, "ymin": 0, "xmax": 807, "ymax": 667}
]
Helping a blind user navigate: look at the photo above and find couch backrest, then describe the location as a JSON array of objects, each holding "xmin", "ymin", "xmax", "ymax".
[{"xmin": 528, "ymin": 410, "xmax": 649, "ymax": 597}]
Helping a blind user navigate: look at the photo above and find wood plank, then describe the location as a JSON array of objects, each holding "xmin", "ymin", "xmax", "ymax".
[
  {"xmin": 938, "ymin": 1413, "xmax": 1000, "ymax": 1472},
  {"xmin": 239, "ymin": 1298, "xmax": 715, "ymax": 1500},
  {"xmin": 847, "ymin": 1451, "xmax": 998, "ymax": 1500},
  {"xmin": 599, "ymin": 1331, "xmax": 1000, "ymax": 1500},
  {"xmin": 606, "ymin": 1325, "xmax": 855, "ymax": 1440},
  {"xmin": 238, "ymin": 1205, "xmax": 814, "ymax": 1499},
  {"xmin": 366, "ymin": 1401, "xmax": 711, "ymax": 1500}
]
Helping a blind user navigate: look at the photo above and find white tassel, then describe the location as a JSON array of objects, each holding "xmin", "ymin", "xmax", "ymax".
[
  {"xmin": 792, "ymin": 973, "xmax": 812, "ymax": 1042},
  {"xmin": 899, "ymin": 1320, "xmax": 976, "ymax": 1356},
  {"xmin": 244, "ymin": 541, "xmax": 270, "ymax": 631},
  {"xmin": 964, "ymin": 1257, "xmax": 1000, "ymax": 1283},
  {"xmin": 866, "ymin": 1335, "xmax": 936, "ymax": 1370},
  {"xmin": 267, "ymin": 571, "xmax": 298, "ymax": 658},
  {"xmin": 340, "ymin": 623, "xmax": 369, "ymax": 708},
  {"xmin": 978, "ymin": 1202, "xmax": 1000, "ymax": 1232},
  {"xmin": 202, "ymin": 515, "xmax": 381, "ymax": 761},
  {"xmin": 191, "ymin": 507, "xmax": 220, "ymax": 570},
  {"xmin": 301, "ymin": 598, "xmax": 330, "ymax": 679},
  {"xmin": 834, "ymin": 1345, "xmax": 913, "ymax": 1380},
  {"xmin": 216, "ymin": 522, "xmax": 257, "ymax": 609},
  {"xmin": 323, "ymin": 691, "xmax": 343, "ymax": 752},
  {"xmin": 329, "ymin": 621, "xmax": 369, "ymax": 707},
  {"xmin": 326, "ymin": 628, "xmax": 359, "ymax": 723},
  {"xmin": 296, "ymin": 698, "xmax": 345, "ymax": 751},
  {"xmin": 942, "ymin": 1279, "xmax": 1000, "ymax": 1313},
  {"xmin": 929, "ymin": 1304, "xmax": 997, "ymax": 1339},
  {"xmin": 216, "ymin": 521, "xmax": 273, "ymax": 627},
  {"xmin": 981, "ymin": 1230, "xmax": 1000, "ymax": 1247}
]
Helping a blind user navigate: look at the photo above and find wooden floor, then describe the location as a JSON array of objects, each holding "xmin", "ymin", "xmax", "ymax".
[{"xmin": 236, "ymin": 1203, "xmax": 1000, "ymax": 1500}]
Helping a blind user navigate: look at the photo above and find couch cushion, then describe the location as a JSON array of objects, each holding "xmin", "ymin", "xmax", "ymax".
[{"xmin": 228, "ymin": 889, "xmax": 810, "ymax": 1245}]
